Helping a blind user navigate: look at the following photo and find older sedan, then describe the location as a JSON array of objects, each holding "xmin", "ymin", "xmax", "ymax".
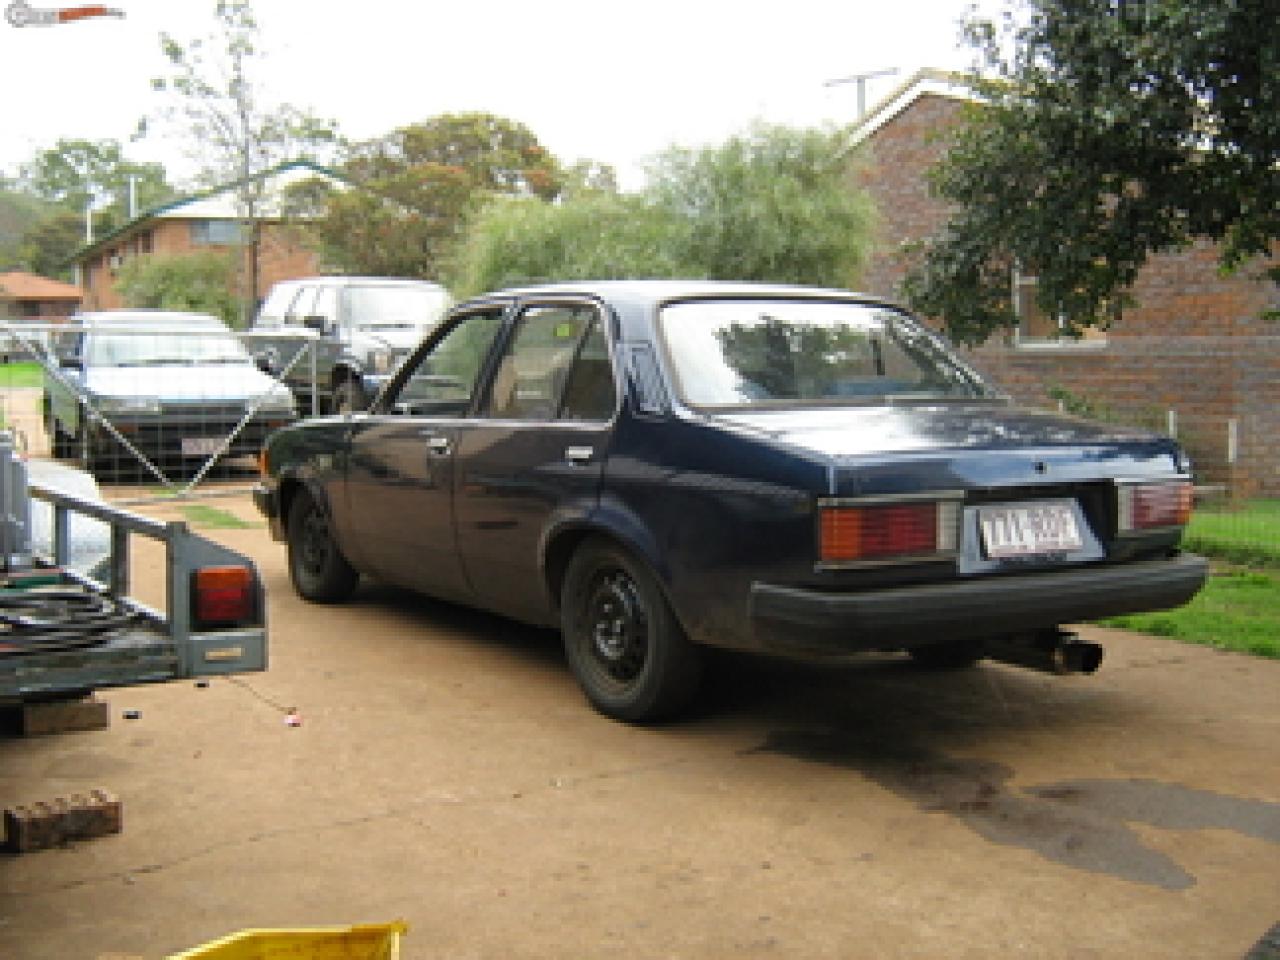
[{"xmin": 255, "ymin": 281, "xmax": 1206, "ymax": 722}]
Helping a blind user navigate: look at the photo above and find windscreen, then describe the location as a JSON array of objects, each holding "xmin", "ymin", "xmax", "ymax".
[
  {"xmin": 345, "ymin": 285, "xmax": 449, "ymax": 331},
  {"xmin": 659, "ymin": 299, "xmax": 993, "ymax": 407},
  {"xmin": 86, "ymin": 330, "xmax": 250, "ymax": 366}
]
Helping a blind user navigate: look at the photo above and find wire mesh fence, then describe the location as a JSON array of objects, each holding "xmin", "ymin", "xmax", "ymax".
[{"xmin": 0, "ymin": 318, "xmax": 304, "ymax": 501}]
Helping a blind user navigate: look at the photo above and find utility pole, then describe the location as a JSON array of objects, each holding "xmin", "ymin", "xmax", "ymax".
[{"xmin": 824, "ymin": 68, "xmax": 899, "ymax": 119}]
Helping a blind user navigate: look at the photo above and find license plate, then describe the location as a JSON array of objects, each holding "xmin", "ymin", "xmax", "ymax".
[
  {"xmin": 181, "ymin": 437, "xmax": 223, "ymax": 456},
  {"xmin": 979, "ymin": 500, "xmax": 1083, "ymax": 559}
]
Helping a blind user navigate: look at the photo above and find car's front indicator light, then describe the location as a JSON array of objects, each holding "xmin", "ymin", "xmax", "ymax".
[
  {"xmin": 193, "ymin": 565, "xmax": 257, "ymax": 626},
  {"xmin": 1118, "ymin": 481, "xmax": 1193, "ymax": 533},
  {"xmin": 819, "ymin": 499, "xmax": 959, "ymax": 564}
]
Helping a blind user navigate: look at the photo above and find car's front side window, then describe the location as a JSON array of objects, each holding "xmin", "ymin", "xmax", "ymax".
[{"xmin": 388, "ymin": 309, "xmax": 506, "ymax": 414}]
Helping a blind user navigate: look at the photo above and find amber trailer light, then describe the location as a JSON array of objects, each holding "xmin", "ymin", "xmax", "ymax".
[
  {"xmin": 1117, "ymin": 481, "xmax": 1193, "ymax": 533},
  {"xmin": 819, "ymin": 498, "xmax": 959, "ymax": 565},
  {"xmin": 193, "ymin": 565, "xmax": 257, "ymax": 626}
]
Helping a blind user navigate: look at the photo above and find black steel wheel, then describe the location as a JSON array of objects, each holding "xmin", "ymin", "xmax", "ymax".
[
  {"xmin": 333, "ymin": 379, "xmax": 367, "ymax": 414},
  {"xmin": 286, "ymin": 490, "xmax": 358, "ymax": 603},
  {"xmin": 561, "ymin": 540, "xmax": 701, "ymax": 723},
  {"xmin": 907, "ymin": 638, "xmax": 986, "ymax": 670}
]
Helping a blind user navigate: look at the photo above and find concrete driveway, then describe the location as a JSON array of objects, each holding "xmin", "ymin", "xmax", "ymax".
[{"xmin": 1, "ymin": 492, "xmax": 1277, "ymax": 959}]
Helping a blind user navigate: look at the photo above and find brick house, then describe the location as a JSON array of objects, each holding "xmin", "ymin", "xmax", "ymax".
[
  {"xmin": 855, "ymin": 70, "xmax": 1280, "ymax": 497},
  {"xmin": 0, "ymin": 270, "xmax": 82, "ymax": 321},
  {"xmin": 73, "ymin": 160, "xmax": 345, "ymax": 321}
]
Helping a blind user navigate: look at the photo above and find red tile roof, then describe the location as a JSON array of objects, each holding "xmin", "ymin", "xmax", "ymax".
[{"xmin": 0, "ymin": 271, "xmax": 83, "ymax": 302}]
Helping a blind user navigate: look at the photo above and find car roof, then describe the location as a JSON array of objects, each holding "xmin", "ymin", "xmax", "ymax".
[
  {"xmin": 454, "ymin": 279, "xmax": 901, "ymax": 313},
  {"xmin": 274, "ymin": 276, "xmax": 448, "ymax": 290},
  {"xmin": 74, "ymin": 310, "xmax": 227, "ymax": 328}
]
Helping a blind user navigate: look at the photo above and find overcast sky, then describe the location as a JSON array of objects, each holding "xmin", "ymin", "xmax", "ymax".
[{"xmin": 1, "ymin": 0, "xmax": 995, "ymax": 192}]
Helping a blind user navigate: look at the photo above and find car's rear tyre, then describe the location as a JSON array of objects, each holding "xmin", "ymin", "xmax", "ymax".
[
  {"xmin": 286, "ymin": 490, "xmax": 358, "ymax": 603},
  {"xmin": 561, "ymin": 539, "xmax": 701, "ymax": 723},
  {"xmin": 907, "ymin": 638, "xmax": 986, "ymax": 670},
  {"xmin": 333, "ymin": 379, "xmax": 367, "ymax": 414}
]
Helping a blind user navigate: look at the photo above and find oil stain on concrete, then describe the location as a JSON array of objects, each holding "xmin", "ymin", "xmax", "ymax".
[{"xmin": 752, "ymin": 729, "xmax": 1280, "ymax": 891}]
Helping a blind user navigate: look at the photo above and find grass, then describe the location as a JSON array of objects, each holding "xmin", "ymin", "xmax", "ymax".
[
  {"xmin": 1182, "ymin": 498, "xmax": 1280, "ymax": 568},
  {"xmin": 0, "ymin": 361, "xmax": 45, "ymax": 389},
  {"xmin": 1102, "ymin": 498, "xmax": 1280, "ymax": 659},
  {"xmin": 179, "ymin": 504, "xmax": 258, "ymax": 529},
  {"xmin": 1106, "ymin": 570, "xmax": 1280, "ymax": 659}
]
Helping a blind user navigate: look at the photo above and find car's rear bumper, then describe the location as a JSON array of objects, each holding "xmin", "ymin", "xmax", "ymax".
[{"xmin": 748, "ymin": 553, "xmax": 1208, "ymax": 654}]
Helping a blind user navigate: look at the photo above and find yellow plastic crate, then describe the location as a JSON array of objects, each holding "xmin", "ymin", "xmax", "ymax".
[{"xmin": 166, "ymin": 921, "xmax": 407, "ymax": 960}]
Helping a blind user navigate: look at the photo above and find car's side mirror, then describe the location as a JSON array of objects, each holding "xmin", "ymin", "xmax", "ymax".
[
  {"xmin": 253, "ymin": 351, "xmax": 276, "ymax": 374},
  {"xmin": 303, "ymin": 315, "xmax": 330, "ymax": 335},
  {"xmin": 60, "ymin": 356, "xmax": 83, "ymax": 370}
]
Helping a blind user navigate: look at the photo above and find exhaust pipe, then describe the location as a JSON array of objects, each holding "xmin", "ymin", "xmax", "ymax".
[{"xmin": 985, "ymin": 629, "xmax": 1104, "ymax": 676}]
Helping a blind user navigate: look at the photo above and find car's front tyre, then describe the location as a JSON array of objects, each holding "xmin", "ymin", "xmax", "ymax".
[
  {"xmin": 561, "ymin": 539, "xmax": 701, "ymax": 723},
  {"xmin": 286, "ymin": 490, "xmax": 358, "ymax": 603}
]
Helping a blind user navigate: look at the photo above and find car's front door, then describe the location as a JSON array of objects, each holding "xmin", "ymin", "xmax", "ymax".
[
  {"xmin": 342, "ymin": 307, "xmax": 508, "ymax": 603},
  {"xmin": 452, "ymin": 301, "xmax": 618, "ymax": 625}
]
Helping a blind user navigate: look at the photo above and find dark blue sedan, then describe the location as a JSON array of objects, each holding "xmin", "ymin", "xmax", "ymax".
[{"xmin": 254, "ymin": 281, "xmax": 1206, "ymax": 722}]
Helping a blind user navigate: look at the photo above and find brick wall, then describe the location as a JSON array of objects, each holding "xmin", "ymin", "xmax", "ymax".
[
  {"xmin": 81, "ymin": 219, "xmax": 321, "ymax": 315},
  {"xmin": 859, "ymin": 90, "xmax": 1280, "ymax": 496}
]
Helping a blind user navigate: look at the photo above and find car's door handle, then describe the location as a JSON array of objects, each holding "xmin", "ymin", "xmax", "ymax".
[
  {"xmin": 565, "ymin": 445, "xmax": 594, "ymax": 465},
  {"xmin": 426, "ymin": 436, "xmax": 451, "ymax": 455}
]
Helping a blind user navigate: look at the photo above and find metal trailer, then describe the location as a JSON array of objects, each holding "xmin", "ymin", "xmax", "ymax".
[{"xmin": 0, "ymin": 433, "xmax": 267, "ymax": 701}]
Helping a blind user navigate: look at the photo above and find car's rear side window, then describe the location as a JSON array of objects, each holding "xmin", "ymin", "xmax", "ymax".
[{"xmin": 482, "ymin": 305, "xmax": 609, "ymax": 421}]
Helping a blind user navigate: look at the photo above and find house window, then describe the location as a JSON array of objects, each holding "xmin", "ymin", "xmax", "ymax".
[
  {"xmin": 190, "ymin": 220, "xmax": 244, "ymax": 245},
  {"xmin": 1012, "ymin": 267, "xmax": 1107, "ymax": 347}
]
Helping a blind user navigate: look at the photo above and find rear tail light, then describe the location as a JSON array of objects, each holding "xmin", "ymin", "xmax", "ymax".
[
  {"xmin": 1117, "ymin": 481, "xmax": 1193, "ymax": 533},
  {"xmin": 819, "ymin": 498, "xmax": 960, "ymax": 565},
  {"xmin": 193, "ymin": 565, "xmax": 257, "ymax": 626}
]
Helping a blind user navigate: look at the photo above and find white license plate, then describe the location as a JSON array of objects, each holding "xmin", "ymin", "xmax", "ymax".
[
  {"xmin": 980, "ymin": 501, "xmax": 1083, "ymax": 559},
  {"xmin": 181, "ymin": 437, "xmax": 223, "ymax": 456}
]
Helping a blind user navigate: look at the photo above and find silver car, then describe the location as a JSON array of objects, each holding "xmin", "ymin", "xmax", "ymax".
[{"xmin": 44, "ymin": 310, "xmax": 297, "ymax": 476}]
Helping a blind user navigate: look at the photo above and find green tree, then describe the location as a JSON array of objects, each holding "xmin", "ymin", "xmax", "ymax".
[
  {"xmin": 146, "ymin": 0, "xmax": 341, "ymax": 319},
  {"xmin": 114, "ymin": 251, "xmax": 239, "ymax": 325},
  {"xmin": 903, "ymin": 0, "xmax": 1280, "ymax": 344},
  {"xmin": 15, "ymin": 211, "xmax": 87, "ymax": 280},
  {"xmin": 307, "ymin": 112, "xmax": 565, "ymax": 279},
  {"xmin": 449, "ymin": 122, "xmax": 874, "ymax": 296},
  {"xmin": 19, "ymin": 138, "xmax": 173, "ymax": 231},
  {"xmin": 648, "ymin": 123, "xmax": 874, "ymax": 287},
  {"xmin": 0, "ymin": 190, "xmax": 54, "ymax": 270},
  {"xmin": 449, "ymin": 193, "xmax": 689, "ymax": 297}
]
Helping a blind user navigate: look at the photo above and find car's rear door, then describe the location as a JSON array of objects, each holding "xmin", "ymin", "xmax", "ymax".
[
  {"xmin": 452, "ymin": 299, "xmax": 618, "ymax": 625},
  {"xmin": 341, "ymin": 307, "xmax": 508, "ymax": 603}
]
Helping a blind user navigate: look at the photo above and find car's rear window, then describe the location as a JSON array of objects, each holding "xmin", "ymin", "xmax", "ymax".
[{"xmin": 658, "ymin": 299, "xmax": 994, "ymax": 407}]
